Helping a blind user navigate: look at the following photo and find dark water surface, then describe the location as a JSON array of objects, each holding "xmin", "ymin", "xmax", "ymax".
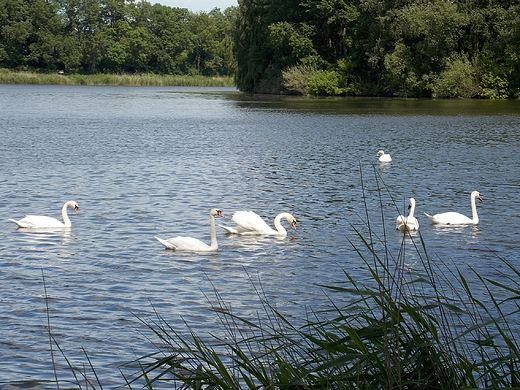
[{"xmin": 1, "ymin": 84, "xmax": 519, "ymax": 387}]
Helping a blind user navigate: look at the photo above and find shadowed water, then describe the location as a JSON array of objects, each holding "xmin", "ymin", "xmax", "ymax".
[{"xmin": 1, "ymin": 84, "xmax": 519, "ymax": 387}]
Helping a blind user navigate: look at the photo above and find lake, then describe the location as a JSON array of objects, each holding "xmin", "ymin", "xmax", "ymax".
[{"xmin": 1, "ymin": 84, "xmax": 519, "ymax": 387}]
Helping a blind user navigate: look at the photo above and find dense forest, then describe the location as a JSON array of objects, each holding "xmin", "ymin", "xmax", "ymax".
[
  {"xmin": 1, "ymin": 0, "xmax": 519, "ymax": 97},
  {"xmin": 0, "ymin": 0, "xmax": 236, "ymax": 76},
  {"xmin": 234, "ymin": 0, "xmax": 520, "ymax": 97}
]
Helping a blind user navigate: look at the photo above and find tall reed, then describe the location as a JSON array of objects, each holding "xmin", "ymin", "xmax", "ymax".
[{"xmin": 0, "ymin": 69, "xmax": 235, "ymax": 87}]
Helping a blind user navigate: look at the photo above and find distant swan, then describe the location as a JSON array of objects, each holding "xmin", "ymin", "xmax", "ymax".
[
  {"xmin": 396, "ymin": 198, "xmax": 419, "ymax": 231},
  {"xmin": 155, "ymin": 208, "xmax": 224, "ymax": 252},
  {"xmin": 377, "ymin": 150, "xmax": 392, "ymax": 162},
  {"xmin": 219, "ymin": 211, "xmax": 296, "ymax": 236},
  {"xmin": 9, "ymin": 200, "xmax": 79, "ymax": 228},
  {"xmin": 424, "ymin": 191, "xmax": 482, "ymax": 225}
]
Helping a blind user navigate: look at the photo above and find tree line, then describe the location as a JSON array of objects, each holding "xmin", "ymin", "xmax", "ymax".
[
  {"xmin": 233, "ymin": 0, "xmax": 520, "ymax": 97},
  {"xmin": 0, "ymin": 0, "xmax": 236, "ymax": 76},
  {"xmin": 1, "ymin": 0, "xmax": 519, "ymax": 97}
]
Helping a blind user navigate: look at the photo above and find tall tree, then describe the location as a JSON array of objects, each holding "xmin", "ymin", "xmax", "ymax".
[{"xmin": 0, "ymin": 0, "xmax": 31, "ymax": 68}]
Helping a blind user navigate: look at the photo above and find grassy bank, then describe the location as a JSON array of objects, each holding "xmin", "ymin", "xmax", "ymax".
[{"xmin": 0, "ymin": 69, "xmax": 235, "ymax": 87}]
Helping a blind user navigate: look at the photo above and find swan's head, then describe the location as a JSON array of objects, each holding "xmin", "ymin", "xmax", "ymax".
[
  {"xmin": 67, "ymin": 201, "xmax": 80, "ymax": 214},
  {"xmin": 210, "ymin": 208, "xmax": 224, "ymax": 218},
  {"xmin": 283, "ymin": 213, "xmax": 297, "ymax": 230},
  {"xmin": 408, "ymin": 198, "xmax": 415, "ymax": 209},
  {"xmin": 377, "ymin": 150, "xmax": 385, "ymax": 157},
  {"xmin": 471, "ymin": 191, "xmax": 483, "ymax": 202}
]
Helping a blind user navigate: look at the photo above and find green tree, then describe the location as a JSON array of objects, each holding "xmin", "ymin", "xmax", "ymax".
[
  {"xmin": 133, "ymin": 3, "xmax": 193, "ymax": 74},
  {"xmin": 189, "ymin": 12, "xmax": 221, "ymax": 76},
  {"xmin": 430, "ymin": 53, "xmax": 479, "ymax": 98},
  {"xmin": 25, "ymin": 0, "xmax": 67, "ymax": 70},
  {"xmin": 385, "ymin": 0, "xmax": 470, "ymax": 96},
  {"xmin": 299, "ymin": 0, "xmax": 359, "ymax": 62},
  {"xmin": 267, "ymin": 21, "xmax": 316, "ymax": 68},
  {"xmin": 57, "ymin": 0, "xmax": 104, "ymax": 72},
  {"xmin": 0, "ymin": 0, "xmax": 31, "ymax": 68}
]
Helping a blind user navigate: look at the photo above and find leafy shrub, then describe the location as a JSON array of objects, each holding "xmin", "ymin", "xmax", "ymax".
[
  {"xmin": 281, "ymin": 65, "xmax": 313, "ymax": 95},
  {"xmin": 306, "ymin": 69, "xmax": 345, "ymax": 96},
  {"xmin": 430, "ymin": 54, "xmax": 480, "ymax": 98},
  {"xmin": 479, "ymin": 73, "xmax": 510, "ymax": 99}
]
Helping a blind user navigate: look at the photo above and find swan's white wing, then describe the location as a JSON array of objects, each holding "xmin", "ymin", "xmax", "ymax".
[
  {"xmin": 424, "ymin": 212, "xmax": 472, "ymax": 225},
  {"xmin": 155, "ymin": 236, "xmax": 212, "ymax": 251},
  {"xmin": 10, "ymin": 215, "xmax": 65, "ymax": 228},
  {"xmin": 396, "ymin": 215, "xmax": 406, "ymax": 230},
  {"xmin": 396, "ymin": 216, "xmax": 419, "ymax": 231},
  {"xmin": 231, "ymin": 211, "xmax": 276, "ymax": 234},
  {"xmin": 219, "ymin": 224, "xmax": 249, "ymax": 234}
]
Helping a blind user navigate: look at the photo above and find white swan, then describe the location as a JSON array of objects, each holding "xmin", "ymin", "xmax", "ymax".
[
  {"xmin": 377, "ymin": 150, "xmax": 392, "ymax": 162},
  {"xmin": 219, "ymin": 211, "xmax": 297, "ymax": 236},
  {"xmin": 424, "ymin": 191, "xmax": 482, "ymax": 225},
  {"xmin": 396, "ymin": 198, "xmax": 419, "ymax": 231},
  {"xmin": 9, "ymin": 200, "xmax": 79, "ymax": 228},
  {"xmin": 155, "ymin": 208, "xmax": 224, "ymax": 252}
]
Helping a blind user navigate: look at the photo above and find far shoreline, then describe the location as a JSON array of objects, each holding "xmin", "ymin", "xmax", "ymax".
[{"xmin": 0, "ymin": 69, "xmax": 235, "ymax": 88}]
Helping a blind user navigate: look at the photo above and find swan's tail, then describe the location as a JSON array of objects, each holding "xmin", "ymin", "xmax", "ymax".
[
  {"xmin": 155, "ymin": 236, "xmax": 177, "ymax": 250},
  {"xmin": 9, "ymin": 218, "xmax": 26, "ymax": 228},
  {"xmin": 423, "ymin": 212, "xmax": 436, "ymax": 222}
]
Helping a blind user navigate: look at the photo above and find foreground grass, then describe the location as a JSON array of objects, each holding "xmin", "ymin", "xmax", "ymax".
[
  {"xmin": 0, "ymin": 69, "xmax": 235, "ymax": 87},
  {"xmin": 126, "ymin": 247, "xmax": 520, "ymax": 390}
]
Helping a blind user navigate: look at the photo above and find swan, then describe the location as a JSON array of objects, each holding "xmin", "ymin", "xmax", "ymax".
[
  {"xmin": 155, "ymin": 208, "xmax": 224, "ymax": 251},
  {"xmin": 9, "ymin": 200, "xmax": 79, "ymax": 228},
  {"xmin": 377, "ymin": 150, "xmax": 392, "ymax": 162},
  {"xmin": 424, "ymin": 191, "xmax": 482, "ymax": 225},
  {"xmin": 219, "ymin": 211, "xmax": 297, "ymax": 236},
  {"xmin": 396, "ymin": 198, "xmax": 419, "ymax": 231}
]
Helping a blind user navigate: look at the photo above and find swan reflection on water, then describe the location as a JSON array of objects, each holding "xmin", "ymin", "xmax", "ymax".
[
  {"xmin": 12, "ymin": 228, "xmax": 75, "ymax": 253},
  {"xmin": 17, "ymin": 227, "xmax": 72, "ymax": 239}
]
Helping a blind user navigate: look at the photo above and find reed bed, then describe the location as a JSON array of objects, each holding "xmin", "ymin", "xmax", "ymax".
[
  {"xmin": 0, "ymin": 69, "xmax": 235, "ymax": 87},
  {"xmin": 125, "ymin": 247, "xmax": 520, "ymax": 390},
  {"xmin": 45, "ymin": 172, "xmax": 520, "ymax": 389}
]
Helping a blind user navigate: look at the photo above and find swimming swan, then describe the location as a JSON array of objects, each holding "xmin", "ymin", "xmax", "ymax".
[
  {"xmin": 219, "ymin": 211, "xmax": 297, "ymax": 236},
  {"xmin": 377, "ymin": 150, "xmax": 392, "ymax": 162},
  {"xmin": 155, "ymin": 208, "xmax": 224, "ymax": 251},
  {"xmin": 9, "ymin": 201, "xmax": 79, "ymax": 228},
  {"xmin": 396, "ymin": 198, "xmax": 419, "ymax": 231},
  {"xmin": 424, "ymin": 191, "xmax": 482, "ymax": 225}
]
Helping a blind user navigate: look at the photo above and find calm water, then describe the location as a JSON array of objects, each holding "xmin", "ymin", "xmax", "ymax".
[{"xmin": 1, "ymin": 84, "xmax": 519, "ymax": 387}]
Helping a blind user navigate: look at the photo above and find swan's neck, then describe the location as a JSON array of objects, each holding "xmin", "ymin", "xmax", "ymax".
[
  {"xmin": 209, "ymin": 214, "xmax": 218, "ymax": 250},
  {"xmin": 62, "ymin": 203, "xmax": 72, "ymax": 227},
  {"xmin": 274, "ymin": 214, "xmax": 288, "ymax": 235},
  {"xmin": 470, "ymin": 194, "xmax": 479, "ymax": 223},
  {"xmin": 408, "ymin": 201, "xmax": 416, "ymax": 218}
]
